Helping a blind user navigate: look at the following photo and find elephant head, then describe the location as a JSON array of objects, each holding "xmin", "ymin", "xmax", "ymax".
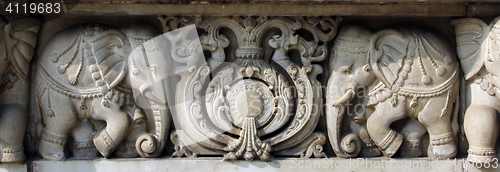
[
  {"xmin": 127, "ymin": 26, "xmax": 173, "ymax": 158},
  {"xmin": 453, "ymin": 17, "xmax": 500, "ymax": 98},
  {"xmin": 326, "ymin": 25, "xmax": 409, "ymax": 158},
  {"xmin": 328, "ymin": 25, "xmax": 411, "ymax": 106}
]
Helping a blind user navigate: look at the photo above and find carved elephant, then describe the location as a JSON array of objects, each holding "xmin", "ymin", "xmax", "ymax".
[
  {"xmin": 452, "ymin": 17, "xmax": 500, "ymax": 163},
  {"xmin": 326, "ymin": 25, "xmax": 460, "ymax": 159},
  {"xmin": 33, "ymin": 23, "xmax": 167, "ymax": 160},
  {"xmin": 0, "ymin": 18, "xmax": 40, "ymax": 163}
]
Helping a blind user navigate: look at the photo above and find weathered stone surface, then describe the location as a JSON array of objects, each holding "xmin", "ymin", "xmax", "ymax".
[
  {"xmin": 29, "ymin": 158, "xmax": 485, "ymax": 172},
  {"xmin": 0, "ymin": 163, "xmax": 27, "ymax": 172}
]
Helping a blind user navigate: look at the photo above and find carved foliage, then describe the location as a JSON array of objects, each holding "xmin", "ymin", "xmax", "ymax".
[{"xmin": 163, "ymin": 16, "xmax": 341, "ymax": 161}]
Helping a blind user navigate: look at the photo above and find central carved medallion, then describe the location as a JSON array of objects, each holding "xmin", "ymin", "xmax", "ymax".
[
  {"xmin": 205, "ymin": 59, "xmax": 293, "ymax": 160},
  {"xmin": 229, "ymin": 80, "xmax": 271, "ymax": 119},
  {"xmin": 234, "ymin": 89, "xmax": 264, "ymax": 117}
]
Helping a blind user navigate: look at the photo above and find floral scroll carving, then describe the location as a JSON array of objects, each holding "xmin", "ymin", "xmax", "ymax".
[{"xmin": 147, "ymin": 16, "xmax": 341, "ymax": 161}]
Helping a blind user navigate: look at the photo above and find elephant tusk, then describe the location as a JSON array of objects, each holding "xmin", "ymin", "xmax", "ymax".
[
  {"xmin": 331, "ymin": 89, "xmax": 356, "ymax": 106},
  {"xmin": 139, "ymin": 85, "xmax": 166, "ymax": 105},
  {"xmin": 144, "ymin": 92, "xmax": 166, "ymax": 105}
]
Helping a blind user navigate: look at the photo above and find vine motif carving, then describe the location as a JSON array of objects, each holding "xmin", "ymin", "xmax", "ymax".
[{"xmin": 165, "ymin": 16, "xmax": 341, "ymax": 161}]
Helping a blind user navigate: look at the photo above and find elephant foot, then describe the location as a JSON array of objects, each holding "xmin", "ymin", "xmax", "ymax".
[
  {"xmin": 467, "ymin": 147, "xmax": 496, "ymax": 164},
  {"xmin": 428, "ymin": 133, "xmax": 456, "ymax": 159},
  {"xmin": 39, "ymin": 132, "xmax": 68, "ymax": 160},
  {"xmin": 115, "ymin": 141, "xmax": 138, "ymax": 158},
  {"xmin": 428, "ymin": 143, "xmax": 457, "ymax": 159},
  {"xmin": 72, "ymin": 140, "xmax": 99, "ymax": 159},
  {"xmin": 399, "ymin": 140, "xmax": 422, "ymax": 158},
  {"xmin": 378, "ymin": 130, "xmax": 403, "ymax": 158},
  {"xmin": 1, "ymin": 146, "xmax": 25, "ymax": 163},
  {"xmin": 93, "ymin": 128, "xmax": 118, "ymax": 158},
  {"xmin": 361, "ymin": 147, "xmax": 382, "ymax": 157},
  {"xmin": 360, "ymin": 140, "xmax": 382, "ymax": 157}
]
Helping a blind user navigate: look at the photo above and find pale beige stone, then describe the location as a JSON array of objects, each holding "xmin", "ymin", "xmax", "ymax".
[
  {"xmin": 134, "ymin": 17, "xmax": 341, "ymax": 161},
  {"xmin": 32, "ymin": 22, "xmax": 166, "ymax": 160},
  {"xmin": 0, "ymin": 17, "xmax": 40, "ymax": 163},
  {"xmin": 452, "ymin": 16, "xmax": 500, "ymax": 164},
  {"xmin": 30, "ymin": 158, "xmax": 470, "ymax": 172}
]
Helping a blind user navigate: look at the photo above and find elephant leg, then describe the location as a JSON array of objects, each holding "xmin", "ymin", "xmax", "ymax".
[
  {"xmin": 71, "ymin": 119, "xmax": 98, "ymax": 159},
  {"xmin": 0, "ymin": 78, "xmax": 29, "ymax": 163},
  {"xmin": 399, "ymin": 118, "xmax": 426, "ymax": 158},
  {"xmin": 464, "ymin": 103, "xmax": 499, "ymax": 163},
  {"xmin": 417, "ymin": 95, "xmax": 456, "ymax": 159},
  {"xmin": 116, "ymin": 108, "xmax": 146, "ymax": 158},
  {"xmin": 367, "ymin": 96, "xmax": 406, "ymax": 157},
  {"xmin": 0, "ymin": 104, "xmax": 27, "ymax": 163},
  {"xmin": 38, "ymin": 90, "xmax": 78, "ymax": 160},
  {"xmin": 358, "ymin": 126, "xmax": 382, "ymax": 157},
  {"xmin": 91, "ymin": 91, "xmax": 132, "ymax": 158}
]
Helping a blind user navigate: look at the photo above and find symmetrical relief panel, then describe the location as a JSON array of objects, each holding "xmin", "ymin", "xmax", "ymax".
[
  {"xmin": 4, "ymin": 13, "xmax": 498, "ymax": 163},
  {"xmin": 138, "ymin": 16, "xmax": 342, "ymax": 161},
  {"xmin": 326, "ymin": 24, "xmax": 460, "ymax": 159}
]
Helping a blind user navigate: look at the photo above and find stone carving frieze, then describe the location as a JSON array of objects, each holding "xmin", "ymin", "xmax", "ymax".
[
  {"xmin": 130, "ymin": 16, "xmax": 341, "ymax": 161},
  {"xmin": 0, "ymin": 12, "xmax": 497, "ymax": 166}
]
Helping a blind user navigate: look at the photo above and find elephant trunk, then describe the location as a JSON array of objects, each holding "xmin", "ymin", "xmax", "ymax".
[
  {"xmin": 327, "ymin": 80, "xmax": 362, "ymax": 158},
  {"xmin": 136, "ymin": 106, "xmax": 171, "ymax": 158},
  {"xmin": 326, "ymin": 104, "xmax": 362, "ymax": 158},
  {"xmin": 135, "ymin": 82, "xmax": 171, "ymax": 158}
]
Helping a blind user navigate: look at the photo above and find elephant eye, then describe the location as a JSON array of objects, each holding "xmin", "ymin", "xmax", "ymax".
[
  {"xmin": 338, "ymin": 65, "xmax": 354, "ymax": 74},
  {"xmin": 346, "ymin": 64, "xmax": 354, "ymax": 74}
]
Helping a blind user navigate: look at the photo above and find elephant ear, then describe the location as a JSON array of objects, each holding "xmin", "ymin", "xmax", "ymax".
[
  {"xmin": 90, "ymin": 29, "xmax": 130, "ymax": 88},
  {"xmin": 451, "ymin": 18, "xmax": 489, "ymax": 80},
  {"xmin": 369, "ymin": 29, "xmax": 409, "ymax": 88},
  {"xmin": 5, "ymin": 18, "xmax": 41, "ymax": 80}
]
